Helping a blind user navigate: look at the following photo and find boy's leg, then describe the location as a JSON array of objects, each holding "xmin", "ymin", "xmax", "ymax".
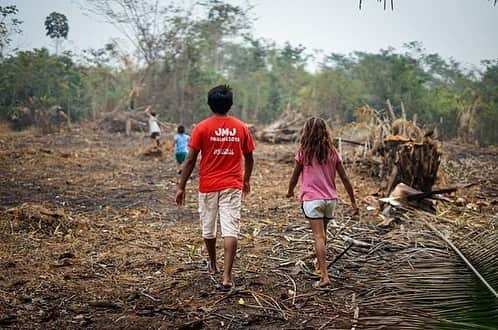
[
  {"xmin": 199, "ymin": 191, "xmax": 219, "ymax": 273},
  {"xmin": 218, "ymin": 189, "xmax": 242, "ymax": 286},
  {"xmin": 223, "ymin": 237, "xmax": 237, "ymax": 285},
  {"xmin": 204, "ymin": 238, "xmax": 217, "ymax": 273},
  {"xmin": 175, "ymin": 153, "xmax": 182, "ymax": 174},
  {"xmin": 176, "ymin": 153, "xmax": 187, "ymax": 174},
  {"xmin": 309, "ymin": 219, "xmax": 330, "ymax": 287}
]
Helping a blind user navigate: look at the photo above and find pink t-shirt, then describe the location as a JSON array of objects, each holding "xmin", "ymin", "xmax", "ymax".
[{"xmin": 295, "ymin": 150, "xmax": 342, "ymax": 202}]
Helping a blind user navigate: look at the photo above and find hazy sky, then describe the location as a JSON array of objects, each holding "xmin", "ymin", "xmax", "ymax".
[{"xmin": 8, "ymin": 0, "xmax": 498, "ymax": 67}]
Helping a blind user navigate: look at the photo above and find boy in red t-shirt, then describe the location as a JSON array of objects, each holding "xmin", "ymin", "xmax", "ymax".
[{"xmin": 176, "ymin": 85, "xmax": 255, "ymax": 291}]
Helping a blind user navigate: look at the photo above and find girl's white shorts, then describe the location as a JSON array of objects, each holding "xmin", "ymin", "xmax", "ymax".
[{"xmin": 302, "ymin": 199, "xmax": 337, "ymax": 219}]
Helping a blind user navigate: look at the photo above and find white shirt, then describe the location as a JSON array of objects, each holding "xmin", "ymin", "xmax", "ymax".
[{"xmin": 148, "ymin": 116, "xmax": 160, "ymax": 134}]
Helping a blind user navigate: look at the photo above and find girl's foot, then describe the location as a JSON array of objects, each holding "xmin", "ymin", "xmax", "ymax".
[{"xmin": 313, "ymin": 279, "xmax": 331, "ymax": 288}]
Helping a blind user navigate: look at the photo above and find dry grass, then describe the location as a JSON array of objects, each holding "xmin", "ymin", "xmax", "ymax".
[{"xmin": 0, "ymin": 124, "xmax": 497, "ymax": 329}]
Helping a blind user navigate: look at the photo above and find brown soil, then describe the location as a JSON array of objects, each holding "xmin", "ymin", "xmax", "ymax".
[{"xmin": 0, "ymin": 125, "xmax": 497, "ymax": 329}]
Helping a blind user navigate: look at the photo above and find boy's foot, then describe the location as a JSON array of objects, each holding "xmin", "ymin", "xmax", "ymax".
[
  {"xmin": 206, "ymin": 260, "xmax": 218, "ymax": 275},
  {"xmin": 216, "ymin": 282, "xmax": 233, "ymax": 292},
  {"xmin": 313, "ymin": 279, "xmax": 331, "ymax": 288}
]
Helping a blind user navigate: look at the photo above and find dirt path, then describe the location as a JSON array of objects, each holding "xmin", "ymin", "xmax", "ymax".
[{"xmin": 1, "ymin": 127, "xmax": 497, "ymax": 329}]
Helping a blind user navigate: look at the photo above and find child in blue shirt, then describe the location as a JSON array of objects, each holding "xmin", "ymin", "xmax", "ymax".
[{"xmin": 174, "ymin": 125, "xmax": 190, "ymax": 173}]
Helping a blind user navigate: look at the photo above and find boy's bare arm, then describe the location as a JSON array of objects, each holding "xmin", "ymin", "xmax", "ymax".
[
  {"xmin": 287, "ymin": 161, "xmax": 303, "ymax": 197},
  {"xmin": 243, "ymin": 152, "xmax": 254, "ymax": 195},
  {"xmin": 337, "ymin": 161, "xmax": 358, "ymax": 212},
  {"xmin": 176, "ymin": 149, "xmax": 199, "ymax": 206}
]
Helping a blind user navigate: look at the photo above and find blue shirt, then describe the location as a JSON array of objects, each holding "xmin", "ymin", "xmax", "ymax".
[{"xmin": 174, "ymin": 133, "xmax": 190, "ymax": 154}]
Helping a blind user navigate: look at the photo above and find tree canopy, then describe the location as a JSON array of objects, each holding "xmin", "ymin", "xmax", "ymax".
[
  {"xmin": 0, "ymin": 0, "xmax": 497, "ymax": 144},
  {"xmin": 0, "ymin": 5, "xmax": 23, "ymax": 57}
]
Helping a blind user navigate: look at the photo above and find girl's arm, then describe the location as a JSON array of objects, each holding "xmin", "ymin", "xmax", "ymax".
[
  {"xmin": 287, "ymin": 161, "xmax": 303, "ymax": 197},
  {"xmin": 337, "ymin": 161, "xmax": 359, "ymax": 213}
]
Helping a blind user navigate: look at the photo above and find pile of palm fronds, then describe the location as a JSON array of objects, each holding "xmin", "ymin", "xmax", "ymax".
[{"xmin": 353, "ymin": 210, "xmax": 498, "ymax": 329}]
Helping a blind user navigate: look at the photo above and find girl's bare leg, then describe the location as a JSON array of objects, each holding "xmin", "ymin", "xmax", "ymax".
[
  {"xmin": 309, "ymin": 219, "xmax": 330, "ymax": 287},
  {"xmin": 315, "ymin": 219, "xmax": 330, "ymax": 272},
  {"xmin": 324, "ymin": 219, "xmax": 330, "ymax": 246}
]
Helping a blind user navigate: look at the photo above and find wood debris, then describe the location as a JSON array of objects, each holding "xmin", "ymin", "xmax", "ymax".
[
  {"xmin": 254, "ymin": 110, "xmax": 305, "ymax": 143},
  {"xmin": 0, "ymin": 124, "xmax": 497, "ymax": 328}
]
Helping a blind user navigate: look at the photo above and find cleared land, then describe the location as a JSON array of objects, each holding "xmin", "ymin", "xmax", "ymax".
[{"xmin": 1, "ymin": 125, "xmax": 497, "ymax": 329}]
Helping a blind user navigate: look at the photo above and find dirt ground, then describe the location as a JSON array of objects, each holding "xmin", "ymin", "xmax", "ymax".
[{"xmin": 1, "ymin": 124, "xmax": 497, "ymax": 329}]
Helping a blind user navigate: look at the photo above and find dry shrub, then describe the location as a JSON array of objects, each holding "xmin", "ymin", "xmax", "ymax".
[
  {"xmin": 4, "ymin": 203, "xmax": 73, "ymax": 235},
  {"xmin": 334, "ymin": 122, "xmax": 376, "ymax": 143},
  {"xmin": 140, "ymin": 146, "xmax": 163, "ymax": 159},
  {"xmin": 140, "ymin": 142, "xmax": 173, "ymax": 159}
]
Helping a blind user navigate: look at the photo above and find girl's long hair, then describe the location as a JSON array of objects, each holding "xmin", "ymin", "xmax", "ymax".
[{"xmin": 299, "ymin": 117, "xmax": 336, "ymax": 165}]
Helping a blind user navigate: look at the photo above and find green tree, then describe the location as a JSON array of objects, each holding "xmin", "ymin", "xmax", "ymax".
[
  {"xmin": 0, "ymin": 48, "xmax": 88, "ymax": 123},
  {"xmin": 44, "ymin": 12, "xmax": 69, "ymax": 54},
  {"xmin": 312, "ymin": 67, "xmax": 363, "ymax": 122},
  {"xmin": 0, "ymin": 5, "xmax": 22, "ymax": 58},
  {"xmin": 477, "ymin": 60, "xmax": 498, "ymax": 144}
]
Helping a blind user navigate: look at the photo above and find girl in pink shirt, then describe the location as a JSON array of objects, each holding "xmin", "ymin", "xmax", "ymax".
[{"xmin": 287, "ymin": 117, "xmax": 358, "ymax": 288}]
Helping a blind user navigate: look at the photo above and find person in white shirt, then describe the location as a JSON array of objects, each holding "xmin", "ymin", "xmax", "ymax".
[{"xmin": 144, "ymin": 106, "xmax": 161, "ymax": 146}]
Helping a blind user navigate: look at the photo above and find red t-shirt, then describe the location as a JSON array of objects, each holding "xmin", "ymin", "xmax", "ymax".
[{"xmin": 188, "ymin": 115, "xmax": 255, "ymax": 193}]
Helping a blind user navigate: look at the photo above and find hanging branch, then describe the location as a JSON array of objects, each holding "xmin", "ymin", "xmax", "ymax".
[
  {"xmin": 359, "ymin": 0, "xmax": 394, "ymax": 10},
  {"xmin": 360, "ymin": 0, "xmax": 496, "ymax": 10}
]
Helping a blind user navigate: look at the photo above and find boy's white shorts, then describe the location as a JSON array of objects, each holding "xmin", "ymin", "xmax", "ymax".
[
  {"xmin": 302, "ymin": 199, "xmax": 337, "ymax": 219},
  {"xmin": 198, "ymin": 188, "xmax": 242, "ymax": 239}
]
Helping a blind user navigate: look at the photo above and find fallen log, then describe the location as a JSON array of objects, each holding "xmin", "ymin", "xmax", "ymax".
[
  {"xmin": 97, "ymin": 110, "xmax": 147, "ymax": 133},
  {"xmin": 254, "ymin": 110, "xmax": 305, "ymax": 143}
]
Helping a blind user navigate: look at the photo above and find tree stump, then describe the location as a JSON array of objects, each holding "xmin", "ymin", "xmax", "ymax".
[{"xmin": 382, "ymin": 137, "xmax": 441, "ymax": 193}]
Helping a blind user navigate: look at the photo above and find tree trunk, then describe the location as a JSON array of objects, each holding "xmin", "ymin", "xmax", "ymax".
[{"xmin": 382, "ymin": 138, "xmax": 441, "ymax": 193}]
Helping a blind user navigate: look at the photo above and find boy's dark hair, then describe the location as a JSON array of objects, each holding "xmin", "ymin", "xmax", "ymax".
[
  {"xmin": 207, "ymin": 85, "xmax": 233, "ymax": 114},
  {"xmin": 177, "ymin": 125, "xmax": 185, "ymax": 134},
  {"xmin": 150, "ymin": 112, "xmax": 157, "ymax": 117}
]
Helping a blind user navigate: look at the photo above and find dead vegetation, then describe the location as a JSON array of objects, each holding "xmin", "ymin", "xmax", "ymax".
[
  {"xmin": 0, "ymin": 123, "xmax": 497, "ymax": 329},
  {"xmin": 4, "ymin": 203, "xmax": 73, "ymax": 236},
  {"xmin": 9, "ymin": 106, "xmax": 71, "ymax": 133}
]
